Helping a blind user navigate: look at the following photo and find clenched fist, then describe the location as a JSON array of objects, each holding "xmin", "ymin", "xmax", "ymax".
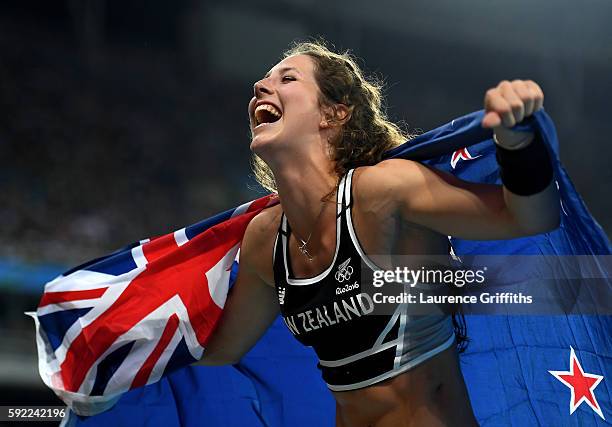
[{"xmin": 481, "ymin": 80, "xmax": 545, "ymax": 149}]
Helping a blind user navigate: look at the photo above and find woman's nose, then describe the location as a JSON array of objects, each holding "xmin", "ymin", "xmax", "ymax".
[{"xmin": 253, "ymin": 79, "xmax": 273, "ymax": 97}]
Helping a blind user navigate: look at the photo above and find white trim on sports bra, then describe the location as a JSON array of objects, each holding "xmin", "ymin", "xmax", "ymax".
[
  {"xmin": 326, "ymin": 333, "xmax": 455, "ymax": 392},
  {"xmin": 279, "ymin": 172, "xmax": 346, "ymax": 286},
  {"xmin": 344, "ymin": 168, "xmax": 384, "ymax": 272}
]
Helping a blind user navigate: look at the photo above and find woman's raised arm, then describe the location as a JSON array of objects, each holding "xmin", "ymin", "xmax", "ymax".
[{"xmin": 358, "ymin": 79, "xmax": 560, "ymax": 241}]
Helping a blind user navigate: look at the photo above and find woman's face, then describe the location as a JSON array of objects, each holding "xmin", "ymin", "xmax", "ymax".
[{"xmin": 248, "ymin": 54, "xmax": 325, "ymax": 154}]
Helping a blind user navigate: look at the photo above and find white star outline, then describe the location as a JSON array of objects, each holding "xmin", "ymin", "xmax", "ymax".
[{"xmin": 548, "ymin": 346, "xmax": 605, "ymax": 420}]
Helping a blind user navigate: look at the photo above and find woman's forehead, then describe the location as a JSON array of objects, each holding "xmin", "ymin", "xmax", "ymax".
[{"xmin": 264, "ymin": 54, "xmax": 313, "ymax": 78}]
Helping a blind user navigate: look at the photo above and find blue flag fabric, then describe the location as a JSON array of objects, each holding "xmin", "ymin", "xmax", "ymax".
[
  {"xmin": 397, "ymin": 110, "xmax": 612, "ymax": 426},
  {"xmin": 63, "ymin": 110, "xmax": 611, "ymax": 426}
]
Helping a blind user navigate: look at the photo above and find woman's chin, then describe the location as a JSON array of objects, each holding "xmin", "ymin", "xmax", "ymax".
[
  {"xmin": 249, "ymin": 136, "xmax": 264, "ymax": 153},
  {"xmin": 250, "ymin": 133, "xmax": 278, "ymax": 155}
]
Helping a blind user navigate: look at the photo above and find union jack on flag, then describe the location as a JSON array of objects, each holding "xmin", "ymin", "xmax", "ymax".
[{"xmin": 29, "ymin": 195, "xmax": 278, "ymax": 416}]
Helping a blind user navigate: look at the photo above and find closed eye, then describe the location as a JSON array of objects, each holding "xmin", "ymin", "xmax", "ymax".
[{"xmin": 282, "ymin": 75, "xmax": 296, "ymax": 82}]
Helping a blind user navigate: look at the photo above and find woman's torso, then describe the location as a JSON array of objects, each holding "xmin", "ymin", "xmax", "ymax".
[{"xmin": 246, "ymin": 166, "xmax": 477, "ymax": 426}]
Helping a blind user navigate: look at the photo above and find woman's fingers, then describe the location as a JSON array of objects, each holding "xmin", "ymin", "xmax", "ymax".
[
  {"xmin": 482, "ymin": 80, "xmax": 545, "ymax": 129},
  {"xmin": 500, "ymin": 81, "xmax": 525, "ymax": 124},
  {"xmin": 484, "ymin": 85, "xmax": 515, "ymax": 128},
  {"xmin": 510, "ymin": 80, "xmax": 532, "ymax": 118},
  {"xmin": 482, "ymin": 111, "xmax": 502, "ymax": 128},
  {"xmin": 525, "ymin": 80, "xmax": 545, "ymax": 112}
]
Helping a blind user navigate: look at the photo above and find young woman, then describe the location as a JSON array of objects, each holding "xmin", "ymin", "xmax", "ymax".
[{"xmin": 197, "ymin": 41, "xmax": 559, "ymax": 427}]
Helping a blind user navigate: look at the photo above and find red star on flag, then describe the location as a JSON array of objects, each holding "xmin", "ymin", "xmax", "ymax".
[
  {"xmin": 450, "ymin": 147, "xmax": 480, "ymax": 169},
  {"xmin": 549, "ymin": 346, "xmax": 605, "ymax": 420}
]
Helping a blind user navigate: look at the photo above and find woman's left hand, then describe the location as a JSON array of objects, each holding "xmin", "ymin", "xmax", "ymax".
[{"xmin": 481, "ymin": 80, "xmax": 545, "ymax": 149}]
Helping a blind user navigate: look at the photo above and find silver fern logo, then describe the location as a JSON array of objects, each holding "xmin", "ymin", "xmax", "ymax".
[{"xmin": 335, "ymin": 258, "xmax": 353, "ymax": 282}]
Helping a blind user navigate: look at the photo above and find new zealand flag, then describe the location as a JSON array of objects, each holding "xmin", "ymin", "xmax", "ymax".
[{"xmin": 32, "ymin": 109, "xmax": 611, "ymax": 426}]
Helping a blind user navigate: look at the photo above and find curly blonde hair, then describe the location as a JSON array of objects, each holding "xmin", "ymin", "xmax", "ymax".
[{"xmin": 251, "ymin": 40, "xmax": 412, "ymax": 193}]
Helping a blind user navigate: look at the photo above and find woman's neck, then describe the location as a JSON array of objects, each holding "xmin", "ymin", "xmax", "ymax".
[{"xmin": 273, "ymin": 159, "xmax": 339, "ymax": 242}]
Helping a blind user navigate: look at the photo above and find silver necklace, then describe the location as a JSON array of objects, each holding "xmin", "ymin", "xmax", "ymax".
[
  {"xmin": 293, "ymin": 189, "xmax": 336, "ymax": 262},
  {"xmin": 297, "ymin": 238, "xmax": 315, "ymax": 262}
]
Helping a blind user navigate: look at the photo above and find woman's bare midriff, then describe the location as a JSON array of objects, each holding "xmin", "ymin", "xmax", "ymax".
[{"xmin": 333, "ymin": 345, "xmax": 478, "ymax": 427}]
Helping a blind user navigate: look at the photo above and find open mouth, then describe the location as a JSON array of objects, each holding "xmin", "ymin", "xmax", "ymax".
[{"xmin": 254, "ymin": 104, "xmax": 282, "ymax": 128}]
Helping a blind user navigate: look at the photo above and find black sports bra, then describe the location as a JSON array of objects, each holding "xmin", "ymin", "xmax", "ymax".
[{"xmin": 272, "ymin": 169, "xmax": 455, "ymax": 391}]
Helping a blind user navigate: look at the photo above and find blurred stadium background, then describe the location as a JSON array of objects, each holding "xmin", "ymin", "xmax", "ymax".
[{"xmin": 1, "ymin": 0, "xmax": 610, "ymax": 412}]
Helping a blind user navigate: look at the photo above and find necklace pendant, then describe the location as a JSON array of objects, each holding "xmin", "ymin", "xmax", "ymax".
[{"xmin": 298, "ymin": 240, "xmax": 314, "ymax": 262}]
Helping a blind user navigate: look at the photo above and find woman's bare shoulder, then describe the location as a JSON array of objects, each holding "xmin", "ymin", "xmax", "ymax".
[
  {"xmin": 240, "ymin": 202, "xmax": 282, "ymax": 285},
  {"xmin": 357, "ymin": 159, "xmax": 422, "ymax": 188},
  {"xmin": 244, "ymin": 202, "xmax": 282, "ymax": 242},
  {"xmin": 352, "ymin": 159, "xmax": 422, "ymax": 215}
]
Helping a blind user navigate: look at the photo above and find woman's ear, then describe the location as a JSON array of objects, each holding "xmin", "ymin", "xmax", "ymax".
[
  {"xmin": 319, "ymin": 104, "xmax": 334, "ymax": 129},
  {"xmin": 320, "ymin": 104, "xmax": 353, "ymax": 128},
  {"xmin": 334, "ymin": 104, "xmax": 354, "ymax": 126}
]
